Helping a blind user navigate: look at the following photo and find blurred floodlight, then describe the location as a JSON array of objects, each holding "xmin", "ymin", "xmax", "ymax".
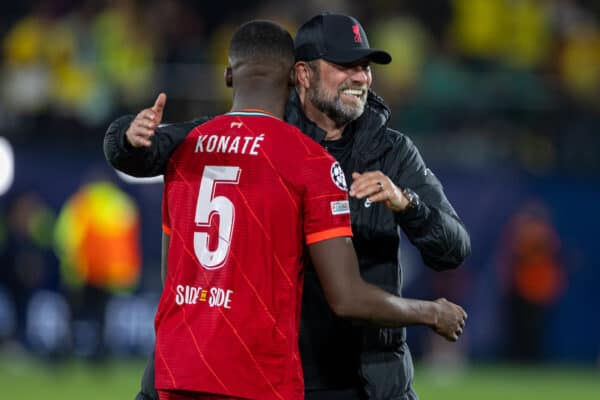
[
  {"xmin": 116, "ymin": 170, "xmax": 163, "ymax": 184},
  {"xmin": 0, "ymin": 137, "xmax": 15, "ymax": 196}
]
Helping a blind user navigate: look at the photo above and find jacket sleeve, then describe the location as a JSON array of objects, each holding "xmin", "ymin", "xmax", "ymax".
[
  {"xmin": 392, "ymin": 134, "xmax": 471, "ymax": 271},
  {"xmin": 103, "ymin": 115, "xmax": 209, "ymax": 177}
]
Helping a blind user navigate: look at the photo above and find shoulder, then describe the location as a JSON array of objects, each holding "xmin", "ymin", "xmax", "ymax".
[
  {"xmin": 156, "ymin": 116, "xmax": 213, "ymax": 135},
  {"xmin": 281, "ymin": 123, "xmax": 334, "ymax": 160},
  {"xmin": 378, "ymin": 126, "xmax": 420, "ymax": 158},
  {"xmin": 377, "ymin": 127, "xmax": 431, "ymax": 183}
]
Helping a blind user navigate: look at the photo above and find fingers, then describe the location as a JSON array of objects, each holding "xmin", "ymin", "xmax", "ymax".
[
  {"xmin": 124, "ymin": 93, "xmax": 167, "ymax": 148},
  {"xmin": 444, "ymin": 324, "xmax": 463, "ymax": 342},
  {"xmin": 437, "ymin": 326, "xmax": 459, "ymax": 342},
  {"xmin": 349, "ymin": 171, "xmax": 385, "ymax": 198},
  {"xmin": 140, "ymin": 109, "xmax": 157, "ymax": 123},
  {"xmin": 153, "ymin": 92, "xmax": 167, "ymax": 111},
  {"xmin": 135, "ymin": 110, "xmax": 159, "ymax": 129},
  {"xmin": 129, "ymin": 134, "xmax": 153, "ymax": 148},
  {"xmin": 126, "ymin": 112, "xmax": 157, "ymax": 148},
  {"xmin": 450, "ymin": 323, "xmax": 465, "ymax": 342},
  {"xmin": 127, "ymin": 125, "xmax": 154, "ymax": 147},
  {"xmin": 152, "ymin": 92, "xmax": 167, "ymax": 121},
  {"xmin": 349, "ymin": 171, "xmax": 395, "ymax": 203},
  {"xmin": 454, "ymin": 304, "xmax": 467, "ymax": 336},
  {"xmin": 434, "ymin": 299, "xmax": 467, "ymax": 342}
]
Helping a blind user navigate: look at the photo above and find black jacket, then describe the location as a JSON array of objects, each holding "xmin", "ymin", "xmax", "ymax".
[
  {"xmin": 103, "ymin": 91, "xmax": 471, "ymax": 399},
  {"xmin": 286, "ymin": 91, "xmax": 470, "ymax": 397}
]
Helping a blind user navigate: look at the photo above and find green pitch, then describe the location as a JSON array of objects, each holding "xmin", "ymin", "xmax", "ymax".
[
  {"xmin": 414, "ymin": 363, "xmax": 600, "ymax": 399},
  {"xmin": 1, "ymin": 355, "xmax": 599, "ymax": 399},
  {"xmin": 1, "ymin": 355, "xmax": 144, "ymax": 400}
]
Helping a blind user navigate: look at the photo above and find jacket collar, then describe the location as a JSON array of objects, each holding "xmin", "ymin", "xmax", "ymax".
[{"xmin": 285, "ymin": 89, "xmax": 393, "ymax": 163}]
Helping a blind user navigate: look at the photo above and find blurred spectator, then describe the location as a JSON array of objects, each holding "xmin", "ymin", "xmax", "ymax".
[
  {"xmin": 1, "ymin": 0, "xmax": 598, "ymax": 171},
  {"xmin": 91, "ymin": 0, "xmax": 156, "ymax": 108},
  {"xmin": 1, "ymin": 0, "xmax": 157, "ymax": 127},
  {"xmin": 54, "ymin": 179, "xmax": 141, "ymax": 359},
  {"xmin": 370, "ymin": 16, "xmax": 429, "ymax": 99},
  {"xmin": 558, "ymin": 22, "xmax": 600, "ymax": 105},
  {"xmin": 496, "ymin": 200, "xmax": 565, "ymax": 361},
  {"xmin": 2, "ymin": 3, "xmax": 55, "ymax": 115},
  {"xmin": 450, "ymin": 0, "xmax": 550, "ymax": 69},
  {"xmin": 0, "ymin": 191, "xmax": 58, "ymax": 347},
  {"xmin": 502, "ymin": 0, "xmax": 551, "ymax": 69},
  {"xmin": 450, "ymin": 0, "xmax": 509, "ymax": 62}
]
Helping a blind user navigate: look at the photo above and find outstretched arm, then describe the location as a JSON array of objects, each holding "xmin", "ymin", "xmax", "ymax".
[
  {"xmin": 309, "ymin": 237, "xmax": 467, "ymax": 341},
  {"xmin": 103, "ymin": 93, "xmax": 209, "ymax": 177}
]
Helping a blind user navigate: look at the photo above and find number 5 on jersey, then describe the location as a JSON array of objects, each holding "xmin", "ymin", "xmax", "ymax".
[{"xmin": 194, "ymin": 166, "xmax": 241, "ymax": 269}]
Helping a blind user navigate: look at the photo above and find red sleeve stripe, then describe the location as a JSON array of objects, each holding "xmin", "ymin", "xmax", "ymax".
[
  {"xmin": 306, "ymin": 227, "xmax": 353, "ymax": 245},
  {"xmin": 162, "ymin": 224, "xmax": 171, "ymax": 235}
]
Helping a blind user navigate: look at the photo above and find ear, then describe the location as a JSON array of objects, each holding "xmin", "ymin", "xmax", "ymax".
[
  {"xmin": 294, "ymin": 62, "xmax": 311, "ymax": 89},
  {"xmin": 224, "ymin": 66, "xmax": 233, "ymax": 87}
]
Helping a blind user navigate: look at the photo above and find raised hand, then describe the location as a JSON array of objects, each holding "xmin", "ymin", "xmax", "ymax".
[{"xmin": 125, "ymin": 93, "xmax": 167, "ymax": 148}]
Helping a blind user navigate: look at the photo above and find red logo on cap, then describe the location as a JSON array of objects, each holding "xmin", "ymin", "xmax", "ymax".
[{"xmin": 352, "ymin": 24, "xmax": 362, "ymax": 43}]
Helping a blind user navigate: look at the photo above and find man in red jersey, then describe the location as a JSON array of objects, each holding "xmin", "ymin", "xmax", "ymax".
[
  {"xmin": 144, "ymin": 20, "xmax": 466, "ymax": 400},
  {"xmin": 156, "ymin": 20, "xmax": 353, "ymax": 400}
]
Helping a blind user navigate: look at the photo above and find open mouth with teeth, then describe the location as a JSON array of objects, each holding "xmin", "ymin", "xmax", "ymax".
[{"xmin": 340, "ymin": 88, "xmax": 365, "ymax": 100}]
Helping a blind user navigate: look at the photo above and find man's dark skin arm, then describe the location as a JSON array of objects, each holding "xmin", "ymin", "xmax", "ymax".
[
  {"xmin": 136, "ymin": 235, "xmax": 465, "ymax": 400},
  {"xmin": 160, "ymin": 233, "xmax": 466, "ymax": 340},
  {"xmin": 309, "ymin": 237, "xmax": 467, "ymax": 341}
]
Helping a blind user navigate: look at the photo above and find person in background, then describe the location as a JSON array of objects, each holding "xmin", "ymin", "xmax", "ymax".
[{"xmin": 54, "ymin": 179, "xmax": 141, "ymax": 359}]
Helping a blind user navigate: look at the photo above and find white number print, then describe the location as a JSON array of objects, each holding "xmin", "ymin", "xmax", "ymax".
[{"xmin": 194, "ymin": 165, "xmax": 241, "ymax": 269}]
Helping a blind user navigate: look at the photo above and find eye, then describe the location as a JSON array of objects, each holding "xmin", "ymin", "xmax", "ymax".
[
  {"xmin": 357, "ymin": 61, "xmax": 371, "ymax": 71},
  {"xmin": 351, "ymin": 62, "xmax": 370, "ymax": 73}
]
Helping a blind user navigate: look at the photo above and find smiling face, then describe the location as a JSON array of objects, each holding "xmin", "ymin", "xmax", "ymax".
[{"xmin": 306, "ymin": 59, "xmax": 372, "ymax": 127}]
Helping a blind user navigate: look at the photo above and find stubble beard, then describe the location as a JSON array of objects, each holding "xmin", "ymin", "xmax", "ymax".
[{"xmin": 308, "ymin": 77, "xmax": 367, "ymax": 128}]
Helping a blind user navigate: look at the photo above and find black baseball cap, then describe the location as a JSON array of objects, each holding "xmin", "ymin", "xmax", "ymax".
[{"xmin": 294, "ymin": 13, "xmax": 392, "ymax": 65}]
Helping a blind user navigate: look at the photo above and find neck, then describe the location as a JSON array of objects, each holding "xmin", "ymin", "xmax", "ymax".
[
  {"xmin": 232, "ymin": 91, "xmax": 287, "ymax": 119},
  {"xmin": 296, "ymin": 88, "xmax": 346, "ymax": 141}
]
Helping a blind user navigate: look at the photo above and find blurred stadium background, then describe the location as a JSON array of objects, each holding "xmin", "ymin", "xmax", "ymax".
[{"xmin": 1, "ymin": 0, "xmax": 599, "ymax": 398}]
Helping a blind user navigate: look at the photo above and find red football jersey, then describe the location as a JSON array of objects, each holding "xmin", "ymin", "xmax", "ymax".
[{"xmin": 156, "ymin": 110, "xmax": 352, "ymax": 400}]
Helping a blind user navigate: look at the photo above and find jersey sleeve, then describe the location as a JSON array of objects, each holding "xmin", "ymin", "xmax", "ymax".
[{"xmin": 301, "ymin": 149, "xmax": 352, "ymax": 245}]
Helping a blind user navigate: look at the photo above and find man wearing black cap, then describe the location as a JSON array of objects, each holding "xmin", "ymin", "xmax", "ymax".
[
  {"xmin": 105, "ymin": 13, "xmax": 471, "ymax": 400},
  {"xmin": 287, "ymin": 13, "xmax": 471, "ymax": 400}
]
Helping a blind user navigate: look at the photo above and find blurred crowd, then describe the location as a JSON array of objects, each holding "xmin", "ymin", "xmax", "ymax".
[
  {"xmin": 0, "ymin": 0, "xmax": 599, "ymax": 171},
  {"xmin": 0, "ymin": 0, "xmax": 599, "ymax": 363},
  {"xmin": 0, "ymin": 181, "xmax": 154, "ymax": 359}
]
